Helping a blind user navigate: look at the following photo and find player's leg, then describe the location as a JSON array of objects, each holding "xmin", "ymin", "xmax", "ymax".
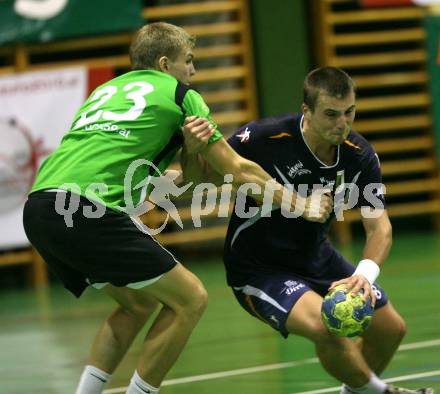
[
  {"xmin": 86, "ymin": 293, "xmax": 160, "ymax": 374},
  {"xmin": 344, "ymin": 306, "xmax": 432, "ymax": 394},
  {"xmin": 231, "ymin": 271, "xmax": 389, "ymax": 392},
  {"xmin": 357, "ymin": 301, "xmax": 406, "ymax": 375},
  {"xmin": 105, "ymin": 262, "xmax": 208, "ymax": 391},
  {"xmin": 76, "ymin": 255, "xmax": 207, "ymax": 393},
  {"xmin": 322, "ymin": 256, "xmax": 432, "ymax": 394},
  {"xmin": 325, "ymin": 256, "xmax": 406, "ymax": 375},
  {"xmin": 231, "ymin": 274, "xmax": 379, "ymax": 388},
  {"xmin": 286, "ymin": 290, "xmax": 374, "ymax": 388},
  {"xmin": 76, "ymin": 299, "xmax": 160, "ymax": 394},
  {"xmin": 23, "ymin": 193, "xmax": 117, "ymax": 393},
  {"xmin": 287, "ymin": 292, "xmax": 428, "ymax": 394},
  {"xmin": 231, "ymin": 273, "xmax": 432, "ymax": 394},
  {"xmin": 25, "ymin": 191, "xmax": 207, "ymax": 393}
]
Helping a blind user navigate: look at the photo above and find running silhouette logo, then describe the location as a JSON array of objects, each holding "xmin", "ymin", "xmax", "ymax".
[
  {"xmin": 121, "ymin": 159, "xmax": 193, "ymax": 235},
  {"xmin": 236, "ymin": 127, "xmax": 251, "ymax": 143}
]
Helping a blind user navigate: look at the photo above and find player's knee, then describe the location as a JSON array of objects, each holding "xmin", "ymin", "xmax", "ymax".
[
  {"xmin": 194, "ymin": 283, "xmax": 209, "ymax": 315},
  {"xmin": 295, "ymin": 316, "xmax": 343, "ymax": 345},
  {"xmin": 126, "ymin": 299, "xmax": 160, "ymax": 321},
  {"xmin": 288, "ymin": 316, "xmax": 331, "ymax": 343},
  {"xmin": 390, "ymin": 314, "xmax": 406, "ymax": 341},
  {"xmin": 399, "ymin": 317, "xmax": 407, "ymax": 339},
  {"xmin": 377, "ymin": 308, "xmax": 407, "ymax": 343},
  {"xmin": 182, "ymin": 282, "xmax": 208, "ymax": 319},
  {"xmin": 310, "ymin": 323, "xmax": 337, "ymax": 344}
]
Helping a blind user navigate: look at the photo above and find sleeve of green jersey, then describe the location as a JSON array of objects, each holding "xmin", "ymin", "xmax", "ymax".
[{"xmin": 182, "ymin": 89, "xmax": 223, "ymax": 144}]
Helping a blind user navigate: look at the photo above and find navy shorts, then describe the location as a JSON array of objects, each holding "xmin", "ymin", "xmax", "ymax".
[
  {"xmin": 23, "ymin": 191, "xmax": 178, "ymax": 297},
  {"xmin": 230, "ymin": 254, "xmax": 388, "ymax": 338}
]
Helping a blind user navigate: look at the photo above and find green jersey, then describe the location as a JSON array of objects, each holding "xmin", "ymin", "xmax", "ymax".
[{"xmin": 31, "ymin": 70, "xmax": 222, "ymax": 211}]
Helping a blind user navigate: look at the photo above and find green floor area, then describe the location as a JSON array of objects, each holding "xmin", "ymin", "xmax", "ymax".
[{"xmin": 0, "ymin": 231, "xmax": 439, "ymax": 394}]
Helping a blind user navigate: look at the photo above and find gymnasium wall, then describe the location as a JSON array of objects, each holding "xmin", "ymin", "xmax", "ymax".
[{"xmin": 250, "ymin": 0, "xmax": 310, "ymax": 117}]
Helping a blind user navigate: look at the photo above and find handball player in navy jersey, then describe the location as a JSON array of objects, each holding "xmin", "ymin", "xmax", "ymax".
[{"xmin": 183, "ymin": 67, "xmax": 433, "ymax": 394}]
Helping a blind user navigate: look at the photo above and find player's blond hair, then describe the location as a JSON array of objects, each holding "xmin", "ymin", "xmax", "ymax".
[
  {"xmin": 303, "ymin": 67, "xmax": 356, "ymax": 111},
  {"xmin": 130, "ymin": 22, "xmax": 196, "ymax": 70}
]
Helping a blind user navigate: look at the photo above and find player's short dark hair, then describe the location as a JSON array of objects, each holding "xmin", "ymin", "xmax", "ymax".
[
  {"xmin": 130, "ymin": 22, "xmax": 196, "ymax": 70},
  {"xmin": 303, "ymin": 67, "xmax": 356, "ymax": 111}
]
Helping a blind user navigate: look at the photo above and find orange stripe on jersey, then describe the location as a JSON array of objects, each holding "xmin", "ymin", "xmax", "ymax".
[
  {"xmin": 269, "ymin": 132, "xmax": 292, "ymax": 139},
  {"xmin": 344, "ymin": 140, "xmax": 361, "ymax": 150},
  {"xmin": 245, "ymin": 294, "xmax": 269, "ymax": 324}
]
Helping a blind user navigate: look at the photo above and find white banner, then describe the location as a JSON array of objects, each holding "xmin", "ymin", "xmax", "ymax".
[
  {"xmin": 414, "ymin": 0, "xmax": 440, "ymax": 4},
  {"xmin": 0, "ymin": 66, "xmax": 87, "ymax": 248}
]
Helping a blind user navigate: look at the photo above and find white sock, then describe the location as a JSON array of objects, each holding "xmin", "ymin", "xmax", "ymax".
[
  {"xmin": 342, "ymin": 373, "xmax": 387, "ymax": 394},
  {"xmin": 75, "ymin": 365, "xmax": 111, "ymax": 394},
  {"xmin": 126, "ymin": 371, "xmax": 159, "ymax": 394}
]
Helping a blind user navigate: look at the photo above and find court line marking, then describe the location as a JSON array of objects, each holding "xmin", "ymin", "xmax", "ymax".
[
  {"xmin": 103, "ymin": 338, "xmax": 440, "ymax": 394},
  {"xmin": 291, "ymin": 369, "xmax": 440, "ymax": 394}
]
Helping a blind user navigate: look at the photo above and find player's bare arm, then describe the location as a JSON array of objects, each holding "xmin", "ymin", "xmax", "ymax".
[
  {"xmin": 183, "ymin": 117, "xmax": 333, "ymax": 223},
  {"xmin": 303, "ymin": 191, "xmax": 333, "ymax": 223},
  {"xmin": 360, "ymin": 209, "xmax": 392, "ymax": 265},
  {"xmin": 180, "ymin": 116, "xmax": 224, "ymax": 186},
  {"xmin": 202, "ymin": 137, "xmax": 318, "ymax": 219},
  {"xmin": 182, "ymin": 116, "xmax": 216, "ymax": 155},
  {"xmin": 329, "ymin": 209, "xmax": 392, "ymax": 306}
]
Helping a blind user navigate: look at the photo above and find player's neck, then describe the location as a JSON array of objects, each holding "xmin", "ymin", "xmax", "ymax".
[{"xmin": 302, "ymin": 123, "xmax": 336, "ymax": 166}]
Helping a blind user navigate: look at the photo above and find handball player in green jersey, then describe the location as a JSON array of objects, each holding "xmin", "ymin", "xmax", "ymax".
[{"xmin": 23, "ymin": 23, "xmax": 332, "ymax": 394}]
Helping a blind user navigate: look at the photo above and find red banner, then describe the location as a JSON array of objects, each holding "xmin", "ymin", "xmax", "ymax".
[
  {"xmin": 360, "ymin": 0, "xmax": 412, "ymax": 6},
  {"xmin": 88, "ymin": 67, "xmax": 115, "ymax": 94},
  {"xmin": 438, "ymin": 42, "xmax": 440, "ymax": 65}
]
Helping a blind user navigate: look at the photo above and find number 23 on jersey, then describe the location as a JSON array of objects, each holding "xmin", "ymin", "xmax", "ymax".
[{"xmin": 73, "ymin": 81, "xmax": 154, "ymax": 130}]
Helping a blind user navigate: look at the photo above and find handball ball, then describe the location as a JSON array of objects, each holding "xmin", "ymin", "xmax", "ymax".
[{"xmin": 321, "ymin": 284, "xmax": 373, "ymax": 337}]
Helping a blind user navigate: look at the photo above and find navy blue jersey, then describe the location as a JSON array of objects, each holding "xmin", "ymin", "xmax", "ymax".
[{"xmin": 223, "ymin": 113, "xmax": 385, "ymax": 286}]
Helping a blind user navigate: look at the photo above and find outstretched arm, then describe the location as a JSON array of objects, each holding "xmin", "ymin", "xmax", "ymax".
[
  {"xmin": 181, "ymin": 116, "xmax": 333, "ymax": 223},
  {"xmin": 201, "ymin": 137, "xmax": 333, "ymax": 223}
]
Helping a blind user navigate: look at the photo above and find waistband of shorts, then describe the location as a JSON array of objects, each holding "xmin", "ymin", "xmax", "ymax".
[
  {"xmin": 27, "ymin": 189, "xmax": 128, "ymax": 217},
  {"xmin": 29, "ymin": 189, "xmax": 100, "ymax": 206}
]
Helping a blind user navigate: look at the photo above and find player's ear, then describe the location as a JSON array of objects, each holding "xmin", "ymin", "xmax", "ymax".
[
  {"xmin": 302, "ymin": 103, "xmax": 311, "ymax": 119},
  {"xmin": 158, "ymin": 56, "xmax": 169, "ymax": 72}
]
